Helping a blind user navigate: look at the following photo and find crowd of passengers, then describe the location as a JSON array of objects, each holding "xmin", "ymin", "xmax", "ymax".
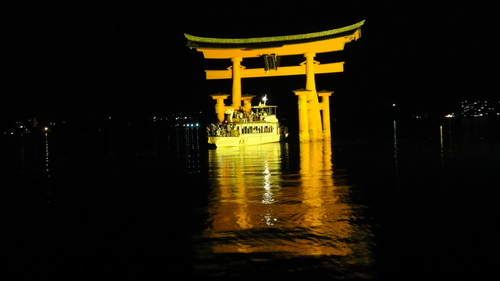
[
  {"xmin": 206, "ymin": 122, "xmax": 275, "ymax": 137},
  {"xmin": 228, "ymin": 109, "xmax": 268, "ymax": 123}
]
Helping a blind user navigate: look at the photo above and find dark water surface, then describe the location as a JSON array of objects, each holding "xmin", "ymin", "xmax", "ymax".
[{"xmin": 2, "ymin": 118, "xmax": 500, "ymax": 280}]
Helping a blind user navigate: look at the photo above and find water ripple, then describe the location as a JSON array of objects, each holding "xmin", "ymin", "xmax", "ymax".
[{"xmin": 196, "ymin": 142, "xmax": 374, "ymax": 279}]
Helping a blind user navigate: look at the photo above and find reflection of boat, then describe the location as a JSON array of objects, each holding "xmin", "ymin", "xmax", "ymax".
[{"xmin": 206, "ymin": 103, "xmax": 289, "ymax": 148}]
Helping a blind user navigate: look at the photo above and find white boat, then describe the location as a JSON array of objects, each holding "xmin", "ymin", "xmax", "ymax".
[{"xmin": 207, "ymin": 104, "xmax": 288, "ymax": 148}]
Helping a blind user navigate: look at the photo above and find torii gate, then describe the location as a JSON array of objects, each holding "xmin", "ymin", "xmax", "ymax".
[{"xmin": 184, "ymin": 20, "xmax": 364, "ymax": 142}]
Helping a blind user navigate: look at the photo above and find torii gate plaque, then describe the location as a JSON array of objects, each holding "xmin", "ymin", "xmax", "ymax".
[{"xmin": 184, "ymin": 20, "xmax": 364, "ymax": 142}]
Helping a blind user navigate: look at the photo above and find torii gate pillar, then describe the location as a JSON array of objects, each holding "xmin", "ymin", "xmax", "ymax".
[
  {"xmin": 231, "ymin": 57, "xmax": 243, "ymax": 111},
  {"xmin": 318, "ymin": 90, "xmax": 333, "ymax": 140},
  {"xmin": 241, "ymin": 95, "xmax": 255, "ymax": 113},
  {"xmin": 294, "ymin": 89, "xmax": 311, "ymax": 142},
  {"xmin": 304, "ymin": 52, "xmax": 323, "ymax": 142},
  {"xmin": 211, "ymin": 94, "xmax": 230, "ymax": 123}
]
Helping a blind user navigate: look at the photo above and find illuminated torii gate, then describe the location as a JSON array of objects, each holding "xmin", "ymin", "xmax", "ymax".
[{"xmin": 184, "ymin": 20, "xmax": 364, "ymax": 142}]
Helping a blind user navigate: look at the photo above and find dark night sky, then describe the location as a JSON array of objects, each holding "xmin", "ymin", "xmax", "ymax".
[{"xmin": 3, "ymin": 1, "xmax": 498, "ymax": 122}]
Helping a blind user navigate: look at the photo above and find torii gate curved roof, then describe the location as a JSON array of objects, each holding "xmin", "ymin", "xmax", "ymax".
[
  {"xmin": 184, "ymin": 20, "xmax": 364, "ymax": 59},
  {"xmin": 185, "ymin": 20, "xmax": 364, "ymax": 49}
]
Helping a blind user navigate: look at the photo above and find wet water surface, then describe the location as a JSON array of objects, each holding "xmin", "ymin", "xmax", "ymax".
[{"xmin": 2, "ymin": 118, "xmax": 500, "ymax": 280}]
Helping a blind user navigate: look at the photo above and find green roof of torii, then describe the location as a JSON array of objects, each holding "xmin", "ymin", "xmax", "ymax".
[{"xmin": 185, "ymin": 20, "xmax": 365, "ymax": 49}]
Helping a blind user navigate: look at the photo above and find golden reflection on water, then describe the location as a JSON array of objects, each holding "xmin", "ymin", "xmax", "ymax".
[{"xmin": 205, "ymin": 141, "xmax": 372, "ymax": 263}]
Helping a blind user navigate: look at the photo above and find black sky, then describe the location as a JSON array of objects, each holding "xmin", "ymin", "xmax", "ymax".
[{"xmin": 3, "ymin": 1, "xmax": 498, "ymax": 122}]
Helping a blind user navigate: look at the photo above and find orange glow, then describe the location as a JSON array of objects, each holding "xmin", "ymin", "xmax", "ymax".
[
  {"xmin": 188, "ymin": 21, "xmax": 364, "ymax": 142},
  {"xmin": 186, "ymin": 23, "xmax": 363, "ymax": 142},
  {"xmin": 205, "ymin": 142, "xmax": 372, "ymax": 260}
]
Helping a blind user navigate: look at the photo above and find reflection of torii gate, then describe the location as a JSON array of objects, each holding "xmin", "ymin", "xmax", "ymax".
[{"xmin": 184, "ymin": 20, "xmax": 364, "ymax": 142}]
